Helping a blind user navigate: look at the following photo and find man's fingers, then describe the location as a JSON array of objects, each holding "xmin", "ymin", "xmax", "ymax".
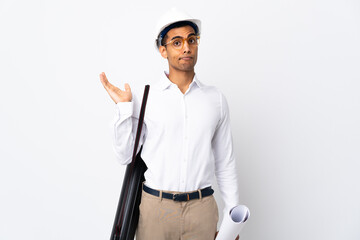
[
  {"xmin": 99, "ymin": 72, "xmax": 110, "ymax": 88},
  {"xmin": 99, "ymin": 72, "xmax": 107, "ymax": 82},
  {"xmin": 100, "ymin": 72, "xmax": 118, "ymax": 92}
]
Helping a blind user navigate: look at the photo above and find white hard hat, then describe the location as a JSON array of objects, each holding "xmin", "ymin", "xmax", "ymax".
[{"xmin": 154, "ymin": 8, "xmax": 201, "ymax": 50}]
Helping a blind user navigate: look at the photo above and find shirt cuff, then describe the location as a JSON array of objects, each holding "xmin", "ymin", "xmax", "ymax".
[{"xmin": 115, "ymin": 101, "xmax": 133, "ymax": 116}]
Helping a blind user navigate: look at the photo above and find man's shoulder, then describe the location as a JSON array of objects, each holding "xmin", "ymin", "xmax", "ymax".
[{"xmin": 196, "ymin": 79, "xmax": 225, "ymax": 98}]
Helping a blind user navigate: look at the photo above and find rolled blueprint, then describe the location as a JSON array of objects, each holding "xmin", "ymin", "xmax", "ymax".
[{"xmin": 216, "ymin": 205, "xmax": 250, "ymax": 240}]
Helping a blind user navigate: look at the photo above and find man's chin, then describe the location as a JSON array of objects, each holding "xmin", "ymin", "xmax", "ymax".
[
  {"xmin": 169, "ymin": 63, "xmax": 196, "ymax": 72},
  {"xmin": 179, "ymin": 64, "xmax": 195, "ymax": 72},
  {"xmin": 181, "ymin": 67, "xmax": 195, "ymax": 72}
]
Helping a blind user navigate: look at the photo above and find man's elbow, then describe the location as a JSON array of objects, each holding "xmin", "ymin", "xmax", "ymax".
[{"xmin": 115, "ymin": 154, "xmax": 132, "ymax": 165}]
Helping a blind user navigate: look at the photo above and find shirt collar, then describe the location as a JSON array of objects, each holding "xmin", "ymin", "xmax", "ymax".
[{"xmin": 156, "ymin": 71, "xmax": 204, "ymax": 91}]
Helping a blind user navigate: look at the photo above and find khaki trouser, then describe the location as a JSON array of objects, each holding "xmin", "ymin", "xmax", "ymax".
[{"xmin": 136, "ymin": 187, "xmax": 219, "ymax": 240}]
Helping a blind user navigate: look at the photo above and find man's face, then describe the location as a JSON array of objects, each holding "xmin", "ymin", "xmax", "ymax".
[{"xmin": 159, "ymin": 25, "xmax": 198, "ymax": 73}]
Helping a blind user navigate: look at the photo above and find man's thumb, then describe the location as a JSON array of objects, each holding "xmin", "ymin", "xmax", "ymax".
[{"xmin": 124, "ymin": 83, "xmax": 131, "ymax": 92}]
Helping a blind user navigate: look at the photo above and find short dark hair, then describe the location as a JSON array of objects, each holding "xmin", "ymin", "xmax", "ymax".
[{"xmin": 159, "ymin": 21, "xmax": 199, "ymax": 46}]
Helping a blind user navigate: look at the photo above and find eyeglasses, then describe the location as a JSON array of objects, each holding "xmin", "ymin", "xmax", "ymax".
[{"xmin": 164, "ymin": 35, "xmax": 200, "ymax": 49}]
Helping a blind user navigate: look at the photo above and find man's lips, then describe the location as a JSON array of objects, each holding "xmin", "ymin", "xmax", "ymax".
[{"xmin": 179, "ymin": 57, "xmax": 193, "ymax": 60}]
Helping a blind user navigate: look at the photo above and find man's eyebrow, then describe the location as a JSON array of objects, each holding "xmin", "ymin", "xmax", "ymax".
[
  {"xmin": 170, "ymin": 33, "xmax": 196, "ymax": 41},
  {"xmin": 170, "ymin": 36, "xmax": 182, "ymax": 41}
]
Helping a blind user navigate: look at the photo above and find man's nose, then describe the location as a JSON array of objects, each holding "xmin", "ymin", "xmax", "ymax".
[{"xmin": 183, "ymin": 40, "xmax": 191, "ymax": 53}]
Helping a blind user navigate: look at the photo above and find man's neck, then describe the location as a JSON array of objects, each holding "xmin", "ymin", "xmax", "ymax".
[{"xmin": 168, "ymin": 69, "xmax": 195, "ymax": 94}]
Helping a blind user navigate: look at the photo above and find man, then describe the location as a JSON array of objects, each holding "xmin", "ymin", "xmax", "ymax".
[{"xmin": 100, "ymin": 8, "xmax": 240, "ymax": 240}]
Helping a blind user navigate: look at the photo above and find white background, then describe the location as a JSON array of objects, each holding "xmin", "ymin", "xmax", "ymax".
[{"xmin": 1, "ymin": 0, "xmax": 359, "ymax": 239}]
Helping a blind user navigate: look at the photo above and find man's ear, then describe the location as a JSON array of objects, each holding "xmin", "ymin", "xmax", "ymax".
[{"xmin": 159, "ymin": 46, "xmax": 168, "ymax": 59}]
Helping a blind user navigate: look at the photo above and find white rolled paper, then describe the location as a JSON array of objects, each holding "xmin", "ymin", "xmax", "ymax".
[{"xmin": 216, "ymin": 205, "xmax": 250, "ymax": 240}]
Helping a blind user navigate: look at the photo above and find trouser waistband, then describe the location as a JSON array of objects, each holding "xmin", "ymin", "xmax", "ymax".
[{"xmin": 142, "ymin": 184, "xmax": 214, "ymax": 202}]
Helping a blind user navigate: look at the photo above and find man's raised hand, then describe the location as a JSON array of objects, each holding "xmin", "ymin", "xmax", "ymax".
[{"xmin": 99, "ymin": 72, "xmax": 132, "ymax": 103}]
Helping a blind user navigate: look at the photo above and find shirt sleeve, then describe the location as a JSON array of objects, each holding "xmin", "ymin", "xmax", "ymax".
[
  {"xmin": 212, "ymin": 91, "xmax": 241, "ymax": 212},
  {"xmin": 111, "ymin": 90, "xmax": 146, "ymax": 165}
]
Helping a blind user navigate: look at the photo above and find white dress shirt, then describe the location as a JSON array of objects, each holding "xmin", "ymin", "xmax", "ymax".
[{"xmin": 112, "ymin": 72, "xmax": 240, "ymax": 210}]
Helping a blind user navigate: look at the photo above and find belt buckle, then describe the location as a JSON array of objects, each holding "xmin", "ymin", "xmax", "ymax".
[
  {"xmin": 173, "ymin": 193, "xmax": 190, "ymax": 201},
  {"xmin": 173, "ymin": 194, "xmax": 179, "ymax": 201}
]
